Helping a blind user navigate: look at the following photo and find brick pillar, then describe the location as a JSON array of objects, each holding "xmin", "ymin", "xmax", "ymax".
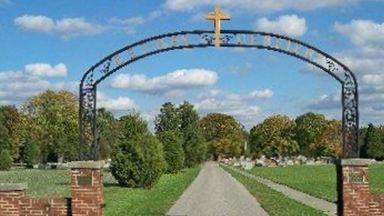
[
  {"xmin": 337, "ymin": 159, "xmax": 372, "ymax": 216},
  {"xmin": 70, "ymin": 161, "xmax": 104, "ymax": 216},
  {"xmin": 0, "ymin": 183, "xmax": 27, "ymax": 216}
]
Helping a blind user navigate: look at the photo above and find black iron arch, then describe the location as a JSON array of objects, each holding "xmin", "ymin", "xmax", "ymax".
[{"xmin": 79, "ymin": 30, "xmax": 359, "ymax": 160}]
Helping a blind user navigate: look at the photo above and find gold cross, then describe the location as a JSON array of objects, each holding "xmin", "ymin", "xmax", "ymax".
[{"xmin": 204, "ymin": 6, "xmax": 231, "ymax": 47}]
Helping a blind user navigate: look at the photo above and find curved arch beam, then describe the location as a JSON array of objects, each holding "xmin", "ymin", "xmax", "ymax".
[{"xmin": 79, "ymin": 30, "xmax": 359, "ymax": 160}]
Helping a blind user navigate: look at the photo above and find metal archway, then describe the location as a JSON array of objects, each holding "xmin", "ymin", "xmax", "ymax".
[{"xmin": 79, "ymin": 30, "xmax": 359, "ymax": 160}]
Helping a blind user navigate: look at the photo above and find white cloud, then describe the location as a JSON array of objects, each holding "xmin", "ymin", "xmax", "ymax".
[
  {"xmin": 108, "ymin": 10, "xmax": 163, "ymax": 35},
  {"xmin": 55, "ymin": 18, "xmax": 104, "ymax": 38},
  {"xmin": 0, "ymin": 62, "xmax": 76, "ymax": 105},
  {"xmin": 199, "ymin": 88, "xmax": 274, "ymax": 100},
  {"xmin": 255, "ymin": 15, "xmax": 307, "ymax": 37},
  {"xmin": 111, "ymin": 68, "xmax": 218, "ymax": 95},
  {"xmin": 307, "ymin": 93, "xmax": 341, "ymax": 110},
  {"xmin": 24, "ymin": 63, "xmax": 67, "ymax": 77},
  {"xmin": 195, "ymin": 88, "xmax": 273, "ymax": 128},
  {"xmin": 14, "ymin": 15, "xmax": 54, "ymax": 32},
  {"xmin": 14, "ymin": 15, "xmax": 105, "ymax": 38},
  {"xmin": 164, "ymin": 0, "xmax": 359, "ymax": 12},
  {"xmin": 362, "ymin": 74, "xmax": 384, "ymax": 86},
  {"xmin": 335, "ymin": 20, "xmax": 384, "ymax": 47},
  {"xmin": 98, "ymin": 96, "xmax": 137, "ymax": 111}
]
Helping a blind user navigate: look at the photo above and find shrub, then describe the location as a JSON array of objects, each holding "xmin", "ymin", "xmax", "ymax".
[
  {"xmin": 0, "ymin": 150, "xmax": 12, "ymax": 171},
  {"xmin": 23, "ymin": 141, "xmax": 40, "ymax": 168},
  {"xmin": 158, "ymin": 131, "xmax": 185, "ymax": 173},
  {"xmin": 111, "ymin": 134, "xmax": 166, "ymax": 188}
]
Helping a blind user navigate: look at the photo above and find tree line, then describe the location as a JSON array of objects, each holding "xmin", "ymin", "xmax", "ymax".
[{"xmin": 0, "ymin": 90, "xmax": 383, "ymax": 186}]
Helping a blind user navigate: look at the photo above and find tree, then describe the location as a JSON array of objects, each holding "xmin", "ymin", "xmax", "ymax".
[
  {"xmin": 312, "ymin": 120, "xmax": 342, "ymax": 157},
  {"xmin": 0, "ymin": 112, "xmax": 10, "ymax": 154},
  {"xmin": 23, "ymin": 140, "xmax": 40, "ymax": 168},
  {"xmin": 96, "ymin": 108, "xmax": 118, "ymax": 160},
  {"xmin": 0, "ymin": 106, "xmax": 22, "ymax": 160},
  {"xmin": 365, "ymin": 124, "xmax": 384, "ymax": 160},
  {"xmin": 157, "ymin": 131, "xmax": 185, "ymax": 173},
  {"xmin": 295, "ymin": 112, "xmax": 328, "ymax": 156},
  {"xmin": 178, "ymin": 101, "xmax": 206, "ymax": 167},
  {"xmin": 200, "ymin": 113, "xmax": 245, "ymax": 159},
  {"xmin": 155, "ymin": 102, "xmax": 180, "ymax": 134},
  {"xmin": 0, "ymin": 149, "xmax": 12, "ymax": 171},
  {"xmin": 111, "ymin": 111, "xmax": 166, "ymax": 188},
  {"xmin": 249, "ymin": 115, "xmax": 298, "ymax": 158},
  {"xmin": 21, "ymin": 90, "xmax": 79, "ymax": 163}
]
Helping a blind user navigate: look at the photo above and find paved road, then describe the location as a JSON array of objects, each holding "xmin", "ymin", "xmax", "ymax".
[
  {"xmin": 167, "ymin": 162, "xmax": 269, "ymax": 216},
  {"xmin": 224, "ymin": 165, "xmax": 337, "ymax": 216}
]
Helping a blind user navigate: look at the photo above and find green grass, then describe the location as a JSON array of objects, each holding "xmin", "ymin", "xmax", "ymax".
[
  {"xmin": 0, "ymin": 166, "xmax": 201, "ymax": 215},
  {"xmin": 0, "ymin": 169, "xmax": 70, "ymax": 197},
  {"xmin": 247, "ymin": 163, "xmax": 384, "ymax": 202},
  {"xmin": 370, "ymin": 164, "xmax": 384, "ymax": 195},
  {"xmin": 222, "ymin": 166, "xmax": 326, "ymax": 216},
  {"xmin": 104, "ymin": 166, "xmax": 201, "ymax": 216}
]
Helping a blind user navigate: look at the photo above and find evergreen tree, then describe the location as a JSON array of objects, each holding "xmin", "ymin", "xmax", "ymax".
[
  {"xmin": 111, "ymin": 111, "xmax": 166, "ymax": 188},
  {"xmin": 155, "ymin": 102, "xmax": 180, "ymax": 134},
  {"xmin": 158, "ymin": 131, "xmax": 185, "ymax": 173},
  {"xmin": 178, "ymin": 101, "xmax": 206, "ymax": 167}
]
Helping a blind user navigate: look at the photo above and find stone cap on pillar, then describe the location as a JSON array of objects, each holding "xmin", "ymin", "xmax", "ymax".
[
  {"xmin": 338, "ymin": 158, "xmax": 374, "ymax": 166},
  {"xmin": 0, "ymin": 183, "xmax": 27, "ymax": 191},
  {"xmin": 69, "ymin": 161, "xmax": 104, "ymax": 169}
]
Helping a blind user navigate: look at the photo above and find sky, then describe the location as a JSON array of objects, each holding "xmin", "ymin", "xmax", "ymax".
[{"xmin": 0, "ymin": 0, "xmax": 383, "ymax": 130}]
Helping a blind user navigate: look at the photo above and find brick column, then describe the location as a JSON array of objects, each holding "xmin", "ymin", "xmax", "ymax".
[
  {"xmin": 70, "ymin": 161, "xmax": 104, "ymax": 216},
  {"xmin": 337, "ymin": 159, "xmax": 372, "ymax": 216},
  {"xmin": 0, "ymin": 183, "xmax": 27, "ymax": 216}
]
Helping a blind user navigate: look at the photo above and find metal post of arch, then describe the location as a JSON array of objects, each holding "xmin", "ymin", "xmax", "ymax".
[{"xmin": 79, "ymin": 30, "xmax": 359, "ymax": 160}]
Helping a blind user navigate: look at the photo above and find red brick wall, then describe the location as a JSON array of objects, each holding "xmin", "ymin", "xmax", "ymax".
[
  {"xmin": 20, "ymin": 197, "xmax": 71, "ymax": 216},
  {"xmin": 340, "ymin": 161, "xmax": 384, "ymax": 216},
  {"xmin": 70, "ymin": 168, "xmax": 103, "ymax": 216},
  {"xmin": 0, "ymin": 162, "xmax": 103, "ymax": 216},
  {"xmin": 0, "ymin": 190, "xmax": 25, "ymax": 216},
  {"xmin": 0, "ymin": 190, "xmax": 71, "ymax": 216}
]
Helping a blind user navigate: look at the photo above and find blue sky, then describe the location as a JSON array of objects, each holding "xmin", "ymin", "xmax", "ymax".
[{"xmin": 1, "ymin": 0, "xmax": 383, "ymax": 129}]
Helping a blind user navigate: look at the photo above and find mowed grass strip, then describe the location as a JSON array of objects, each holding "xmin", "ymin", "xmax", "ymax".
[
  {"xmin": 222, "ymin": 166, "xmax": 326, "ymax": 216},
  {"xmin": 248, "ymin": 165, "xmax": 336, "ymax": 202},
  {"xmin": 369, "ymin": 164, "xmax": 384, "ymax": 195},
  {"xmin": 0, "ymin": 166, "xmax": 201, "ymax": 215},
  {"xmin": 103, "ymin": 166, "xmax": 201, "ymax": 216},
  {"xmin": 248, "ymin": 163, "xmax": 384, "ymax": 202}
]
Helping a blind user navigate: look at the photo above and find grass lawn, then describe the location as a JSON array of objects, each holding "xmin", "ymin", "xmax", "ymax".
[
  {"xmin": 223, "ymin": 166, "xmax": 326, "ymax": 216},
  {"xmin": 0, "ymin": 166, "xmax": 201, "ymax": 215},
  {"xmin": 247, "ymin": 163, "xmax": 384, "ymax": 202}
]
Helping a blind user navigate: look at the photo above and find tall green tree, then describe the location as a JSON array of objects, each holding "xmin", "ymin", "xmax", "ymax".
[
  {"xmin": 0, "ymin": 106, "xmax": 22, "ymax": 160},
  {"xmin": 200, "ymin": 113, "xmax": 245, "ymax": 159},
  {"xmin": 0, "ymin": 112, "xmax": 10, "ymax": 154},
  {"xmin": 155, "ymin": 102, "xmax": 185, "ymax": 172},
  {"xmin": 178, "ymin": 101, "xmax": 206, "ymax": 167},
  {"xmin": 96, "ymin": 108, "xmax": 118, "ymax": 160},
  {"xmin": 157, "ymin": 131, "xmax": 185, "ymax": 173},
  {"xmin": 155, "ymin": 102, "xmax": 180, "ymax": 134},
  {"xmin": 249, "ymin": 115, "xmax": 298, "ymax": 158},
  {"xmin": 295, "ymin": 112, "xmax": 328, "ymax": 156},
  {"xmin": 365, "ymin": 124, "xmax": 384, "ymax": 160},
  {"xmin": 21, "ymin": 90, "xmax": 79, "ymax": 163}
]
